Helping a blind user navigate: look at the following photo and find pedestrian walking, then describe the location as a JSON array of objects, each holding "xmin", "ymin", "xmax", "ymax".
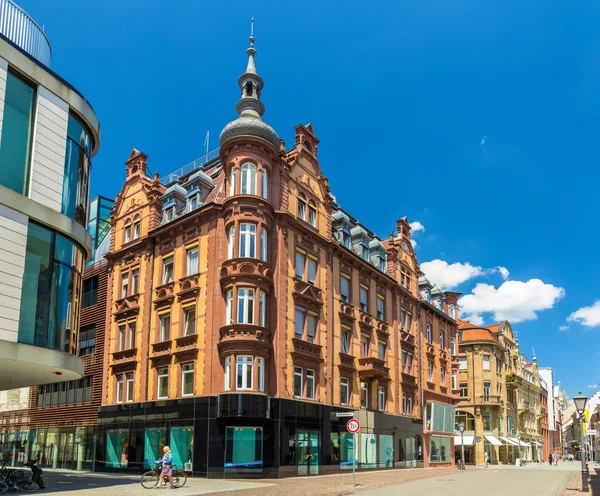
[
  {"xmin": 484, "ymin": 451, "xmax": 489, "ymax": 467},
  {"xmin": 157, "ymin": 446, "xmax": 175, "ymax": 489}
]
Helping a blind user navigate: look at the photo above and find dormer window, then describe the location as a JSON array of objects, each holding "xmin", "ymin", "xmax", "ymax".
[
  {"xmin": 426, "ymin": 290, "xmax": 431, "ymax": 302},
  {"xmin": 163, "ymin": 206, "xmax": 175, "ymax": 223},
  {"xmin": 187, "ymin": 192, "xmax": 200, "ymax": 212},
  {"xmin": 298, "ymin": 193, "xmax": 307, "ymax": 221},
  {"xmin": 378, "ymin": 253, "xmax": 387, "ymax": 272},
  {"xmin": 240, "ymin": 163, "xmax": 257, "ymax": 195},
  {"xmin": 361, "ymin": 242, "xmax": 369, "ymax": 260},
  {"xmin": 342, "ymin": 227, "xmax": 351, "ymax": 248}
]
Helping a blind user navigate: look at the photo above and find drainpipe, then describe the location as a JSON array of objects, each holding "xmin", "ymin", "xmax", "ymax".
[
  {"xmin": 145, "ymin": 237, "xmax": 156, "ymax": 401},
  {"xmin": 472, "ymin": 346, "xmax": 477, "ymax": 466},
  {"xmin": 418, "ymin": 304, "xmax": 424, "ymax": 463}
]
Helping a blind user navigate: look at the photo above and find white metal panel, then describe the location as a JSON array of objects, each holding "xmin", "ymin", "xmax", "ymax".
[
  {"xmin": 0, "ymin": 204, "xmax": 27, "ymax": 341},
  {"xmin": 28, "ymin": 86, "xmax": 68, "ymax": 212}
]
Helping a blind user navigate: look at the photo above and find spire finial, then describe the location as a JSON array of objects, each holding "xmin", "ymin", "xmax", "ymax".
[{"xmin": 250, "ymin": 17, "xmax": 254, "ymax": 46}]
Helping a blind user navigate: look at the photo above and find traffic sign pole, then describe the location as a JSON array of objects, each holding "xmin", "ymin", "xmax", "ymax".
[{"xmin": 346, "ymin": 418, "xmax": 360, "ymax": 487}]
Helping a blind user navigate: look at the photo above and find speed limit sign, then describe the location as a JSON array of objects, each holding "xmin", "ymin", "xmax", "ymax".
[{"xmin": 347, "ymin": 419, "xmax": 360, "ymax": 433}]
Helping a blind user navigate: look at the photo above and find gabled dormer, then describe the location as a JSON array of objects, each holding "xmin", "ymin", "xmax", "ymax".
[
  {"xmin": 184, "ymin": 169, "xmax": 215, "ymax": 212},
  {"xmin": 331, "ymin": 209, "xmax": 352, "ymax": 248},
  {"xmin": 419, "ymin": 275, "xmax": 433, "ymax": 302},
  {"xmin": 160, "ymin": 184, "xmax": 186, "ymax": 225},
  {"xmin": 294, "ymin": 123, "xmax": 319, "ymax": 157},
  {"xmin": 368, "ymin": 238, "xmax": 388, "ymax": 274},
  {"xmin": 350, "ymin": 225, "xmax": 371, "ymax": 261}
]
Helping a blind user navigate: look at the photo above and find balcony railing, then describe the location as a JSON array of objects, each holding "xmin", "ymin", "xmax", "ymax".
[
  {"xmin": 479, "ymin": 395, "xmax": 502, "ymax": 405},
  {"xmin": 160, "ymin": 148, "xmax": 220, "ymax": 185},
  {"xmin": 0, "ymin": 0, "xmax": 51, "ymax": 66}
]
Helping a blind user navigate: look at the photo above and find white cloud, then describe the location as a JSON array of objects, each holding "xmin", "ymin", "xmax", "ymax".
[
  {"xmin": 458, "ymin": 279, "xmax": 565, "ymax": 324},
  {"xmin": 559, "ymin": 325, "xmax": 569, "ymax": 332},
  {"xmin": 420, "ymin": 259, "xmax": 485, "ymax": 291},
  {"xmin": 410, "ymin": 221, "xmax": 425, "ymax": 233},
  {"xmin": 588, "ymin": 384, "xmax": 598, "ymax": 389},
  {"xmin": 410, "ymin": 239, "xmax": 417, "ymax": 249},
  {"xmin": 567, "ymin": 300, "xmax": 600, "ymax": 328},
  {"xmin": 497, "ymin": 266, "xmax": 510, "ymax": 280}
]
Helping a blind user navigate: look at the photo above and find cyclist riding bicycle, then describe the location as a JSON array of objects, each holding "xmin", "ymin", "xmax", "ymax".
[{"xmin": 157, "ymin": 446, "xmax": 175, "ymax": 489}]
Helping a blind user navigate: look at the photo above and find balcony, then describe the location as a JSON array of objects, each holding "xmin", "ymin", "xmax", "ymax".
[
  {"xmin": 220, "ymin": 258, "xmax": 274, "ymax": 291},
  {"xmin": 439, "ymin": 349, "xmax": 448, "ymax": 361},
  {"xmin": 222, "ymin": 194, "xmax": 275, "ymax": 225},
  {"xmin": 451, "ymin": 355, "xmax": 460, "ymax": 367},
  {"xmin": 152, "ymin": 339, "xmax": 173, "ymax": 355},
  {"xmin": 174, "ymin": 333, "xmax": 199, "ymax": 358},
  {"xmin": 218, "ymin": 324, "xmax": 273, "ymax": 357},
  {"xmin": 154, "ymin": 281, "xmax": 175, "ymax": 307},
  {"xmin": 426, "ymin": 343, "xmax": 436, "ymax": 357},
  {"xmin": 0, "ymin": 0, "xmax": 52, "ymax": 66},
  {"xmin": 110, "ymin": 348, "xmax": 137, "ymax": 367},
  {"xmin": 400, "ymin": 330, "xmax": 416, "ymax": 348},
  {"xmin": 113, "ymin": 294, "xmax": 140, "ymax": 318},
  {"xmin": 358, "ymin": 357, "xmax": 389, "ymax": 379},
  {"xmin": 339, "ymin": 301, "xmax": 356, "ymax": 325},
  {"xmin": 338, "ymin": 352, "xmax": 356, "ymax": 371},
  {"xmin": 401, "ymin": 372, "xmax": 417, "ymax": 387},
  {"xmin": 291, "ymin": 338, "xmax": 323, "ymax": 363},
  {"xmin": 374, "ymin": 318, "xmax": 390, "ymax": 339},
  {"xmin": 292, "ymin": 278, "xmax": 323, "ymax": 307},
  {"xmin": 479, "ymin": 395, "xmax": 502, "ymax": 406},
  {"xmin": 177, "ymin": 274, "xmax": 201, "ymax": 300},
  {"xmin": 358, "ymin": 310, "xmax": 374, "ymax": 331}
]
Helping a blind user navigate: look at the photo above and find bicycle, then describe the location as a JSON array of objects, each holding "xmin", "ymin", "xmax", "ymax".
[
  {"xmin": 456, "ymin": 458, "xmax": 465, "ymax": 470},
  {"xmin": 140, "ymin": 463, "xmax": 187, "ymax": 489},
  {"xmin": 0, "ymin": 461, "xmax": 37, "ymax": 493}
]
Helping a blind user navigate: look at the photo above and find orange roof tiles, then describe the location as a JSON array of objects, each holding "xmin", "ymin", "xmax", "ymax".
[{"xmin": 461, "ymin": 328, "xmax": 497, "ymax": 343}]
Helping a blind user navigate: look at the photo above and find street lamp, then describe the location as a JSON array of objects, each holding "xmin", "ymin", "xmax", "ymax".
[
  {"xmin": 573, "ymin": 392, "xmax": 589, "ymax": 492},
  {"xmin": 517, "ymin": 434, "xmax": 521, "ymax": 466},
  {"xmin": 459, "ymin": 422, "xmax": 465, "ymax": 470}
]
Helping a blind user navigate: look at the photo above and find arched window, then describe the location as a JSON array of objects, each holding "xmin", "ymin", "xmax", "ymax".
[
  {"xmin": 227, "ymin": 225, "xmax": 235, "ymax": 259},
  {"xmin": 308, "ymin": 201, "xmax": 317, "ymax": 227},
  {"xmin": 240, "ymin": 163, "xmax": 257, "ymax": 195},
  {"xmin": 297, "ymin": 193, "xmax": 306, "ymax": 220},
  {"xmin": 261, "ymin": 169, "xmax": 268, "ymax": 200},
  {"xmin": 260, "ymin": 228, "xmax": 268, "ymax": 262},
  {"xmin": 229, "ymin": 168, "xmax": 236, "ymax": 196}
]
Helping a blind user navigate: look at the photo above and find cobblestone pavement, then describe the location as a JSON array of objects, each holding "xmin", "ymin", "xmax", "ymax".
[{"xmin": 35, "ymin": 465, "xmax": 597, "ymax": 496}]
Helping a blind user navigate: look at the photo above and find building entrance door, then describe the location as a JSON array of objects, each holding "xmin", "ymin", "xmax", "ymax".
[
  {"xmin": 57, "ymin": 430, "xmax": 76, "ymax": 470},
  {"xmin": 405, "ymin": 437, "xmax": 417, "ymax": 468},
  {"xmin": 297, "ymin": 430, "xmax": 319, "ymax": 475}
]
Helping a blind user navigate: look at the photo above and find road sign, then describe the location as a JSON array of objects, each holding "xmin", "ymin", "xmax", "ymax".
[
  {"xmin": 336, "ymin": 412, "xmax": 354, "ymax": 418},
  {"xmin": 347, "ymin": 419, "xmax": 361, "ymax": 433},
  {"xmin": 587, "ymin": 430, "xmax": 597, "ymax": 436}
]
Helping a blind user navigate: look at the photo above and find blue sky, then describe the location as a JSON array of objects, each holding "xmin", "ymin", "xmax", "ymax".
[{"xmin": 21, "ymin": 0, "xmax": 600, "ymax": 397}]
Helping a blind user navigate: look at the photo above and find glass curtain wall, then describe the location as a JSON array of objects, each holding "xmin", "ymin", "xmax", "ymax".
[
  {"xmin": 18, "ymin": 222, "xmax": 83, "ymax": 352},
  {"xmin": 62, "ymin": 113, "xmax": 92, "ymax": 226},
  {"xmin": 224, "ymin": 427, "xmax": 263, "ymax": 473},
  {"xmin": 0, "ymin": 71, "xmax": 36, "ymax": 194},
  {"xmin": 170, "ymin": 427, "xmax": 194, "ymax": 470},
  {"xmin": 143, "ymin": 427, "xmax": 167, "ymax": 469},
  {"xmin": 106, "ymin": 429, "xmax": 130, "ymax": 468}
]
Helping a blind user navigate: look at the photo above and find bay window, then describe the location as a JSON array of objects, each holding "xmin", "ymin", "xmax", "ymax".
[
  {"xmin": 229, "ymin": 168, "xmax": 236, "ymax": 196},
  {"xmin": 237, "ymin": 288, "xmax": 254, "ymax": 324},
  {"xmin": 261, "ymin": 168, "xmax": 268, "ymax": 199},
  {"xmin": 236, "ymin": 356, "xmax": 253, "ymax": 390},
  {"xmin": 258, "ymin": 357, "xmax": 265, "ymax": 392},
  {"xmin": 227, "ymin": 226, "xmax": 235, "ymax": 259},
  {"xmin": 224, "ymin": 357, "xmax": 231, "ymax": 391},
  {"xmin": 260, "ymin": 228, "xmax": 268, "ymax": 262},
  {"xmin": 259, "ymin": 291, "xmax": 266, "ymax": 327},
  {"xmin": 225, "ymin": 290, "xmax": 233, "ymax": 324},
  {"xmin": 240, "ymin": 163, "xmax": 257, "ymax": 195}
]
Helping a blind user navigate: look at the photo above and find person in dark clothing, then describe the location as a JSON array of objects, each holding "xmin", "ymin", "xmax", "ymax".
[{"xmin": 548, "ymin": 453, "xmax": 553, "ymax": 465}]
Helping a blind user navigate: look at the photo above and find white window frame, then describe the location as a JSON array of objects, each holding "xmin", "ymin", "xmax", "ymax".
[
  {"xmin": 341, "ymin": 329, "xmax": 350, "ymax": 354},
  {"xmin": 157, "ymin": 367, "xmax": 169, "ymax": 399},
  {"xmin": 295, "ymin": 306, "xmax": 306, "ymax": 339},
  {"xmin": 308, "ymin": 202, "xmax": 317, "ymax": 227},
  {"xmin": 360, "ymin": 381, "xmax": 368, "ymax": 408},
  {"xmin": 230, "ymin": 168, "xmax": 236, "ymax": 196},
  {"xmin": 236, "ymin": 355, "xmax": 253, "ymax": 390},
  {"xmin": 184, "ymin": 307, "xmax": 196, "ymax": 336},
  {"xmin": 131, "ymin": 269, "xmax": 139, "ymax": 295},
  {"xmin": 186, "ymin": 247, "xmax": 198, "ymax": 276},
  {"xmin": 483, "ymin": 355, "xmax": 491, "ymax": 370},
  {"xmin": 224, "ymin": 356, "xmax": 231, "ymax": 391},
  {"xmin": 116, "ymin": 374, "xmax": 124, "ymax": 404},
  {"xmin": 459, "ymin": 356, "xmax": 467, "ymax": 370},
  {"xmin": 133, "ymin": 220, "xmax": 141, "ymax": 240},
  {"xmin": 294, "ymin": 366, "xmax": 303, "ymax": 398},
  {"xmin": 307, "ymin": 256, "xmax": 317, "ymax": 284},
  {"xmin": 261, "ymin": 168, "xmax": 268, "ymax": 199},
  {"xmin": 124, "ymin": 223, "xmax": 131, "ymax": 244},
  {"xmin": 182, "ymin": 363, "xmax": 194, "ymax": 396},
  {"xmin": 428, "ymin": 361, "xmax": 433, "ymax": 382},
  {"xmin": 126, "ymin": 372, "xmax": 134, "ymax": 402},
  {"xmin": 306, "ymin": 369, "xmax": 315, "ymax": 400},
  {"xmin": 259, "ymin": 291, "xmax": 266, "ymax": 327},
  {"xmin": 237, "ymin": 288, "xmax": 255, "ymax": 324},
  {"xmin": 162, "ymin": 257, "xmax": 174, "ymax": 285},
  {"xmin": 159, "ymin": 313, "xmax": 171, "ymax": 342},
  {"xmin": 440, "ymin": 365, "xmax": 446, "ymax": 386},
  {"xmin": 408, "ymin": 394, "xmax": 413, "ymax": 415},
  {"xmin": 307, "ymin": 313, "xmax": 317, "ymax": 343},
  {"xmin": 378, "ymin": 386, "xmax": 385, "ymax": 411},
  {"xmin": 121, "ymin": 274, "xmax": 128, "ymax": 299},
  {"xmin": 439, "ymin": 331, "xmax": 444, "ymax": 349},
  {"xmin": 340, "ymin": 274, "xmax": 350, "ymax": 302},
  {"xmin": 128, "ymin": 322, "xmax": 136, "ymax": 349},
  {"xmin": 225, "ymin": 290, "xmax": 233, "ymax": 324},
  {"xmin": 295, "ymin": 251, "xmax": 305, "ymax": 279},
  {"xmin": 426, "ymin": 324, "xmax": 432, "ymax": 343},
  {"xmin": 239, "ymin": 223, "xmax": 257, "ymax": 258},
  {"xmin": 361, "ymin": 335, "xmax": 369, "ymax": 358},
  {"xmin": 340, "ymin": 377, "xmax": 349, "ymax": 405},
  {"xmin": 227, "ymin": 225, "xmax": 235, "ymax": 259},
  {"xmin": 260, "ymin": 228, "xmax": 268, "ymax": 262},
  {"xmin": 450, "ymin": 336, "xmax": 456, "ymax": 356},
  {"xmin": 451, "ymin": 370, "xmax": 457, "ymax": 390},
  {"xmin": 257, "ymin": 357, "xmax": 265, "ymax": 392},
  {"xmin": 297, "ymin": 194, "xmax": 306, "ymax": 221},
  {"xmin": 359, "ymin": 285, "xmax": 369, "ymax": 312},
  {"xmin": 377, "ymin": 296, "xmax": 385, "ymax": 320},
  {"xmin": 118, "ymin": 324, "xmax": 126, "ymax": 351},
  {"xmin": 240, "ymin": 163, "xmax": 257, "ymax": 195}
]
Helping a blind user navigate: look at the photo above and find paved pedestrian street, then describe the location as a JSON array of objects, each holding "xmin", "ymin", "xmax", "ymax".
[{"xmin": 36, "ymin": 464, "xmax": 598, "ymax": 496}]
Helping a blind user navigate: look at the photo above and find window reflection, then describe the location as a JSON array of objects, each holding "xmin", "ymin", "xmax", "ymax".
[
  {"xmin": 18, "ymin": 222, "xmax": 83, "ymax": 353},
  {"xmin": 62, "ymin": 113, "xmax": 92, "ymax": 226}
]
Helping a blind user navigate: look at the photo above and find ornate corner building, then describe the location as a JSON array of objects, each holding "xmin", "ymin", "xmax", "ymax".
[
  {"xmin": 96, "ymin": 31, "xmax": 459, "ymax": 478},
  {"xmin": 0, "ymin": 0, "xmax": 100, "ymax": 389}
]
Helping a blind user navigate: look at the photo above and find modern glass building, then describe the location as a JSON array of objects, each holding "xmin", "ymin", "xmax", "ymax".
[{"xmin": 0, "ymin": 0, "xmax": 100, "ymax": 389}]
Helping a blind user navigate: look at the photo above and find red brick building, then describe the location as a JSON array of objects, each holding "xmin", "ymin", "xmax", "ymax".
[{"xmin": 96, "ymin": 31, "xmax": 459, "ymax": 477}]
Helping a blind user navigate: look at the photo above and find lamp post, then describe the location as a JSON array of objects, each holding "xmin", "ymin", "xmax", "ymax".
[
  {"xmin": 517, "ymin": 434, "xmax": 521, "ymax": 466},
  {"xmin": 573, "ymin": 392, "xmax": 589, "ymax": 492},
  {"xmin": 459, "ymin": 422, "xmax": 465, "ymax": 469}
]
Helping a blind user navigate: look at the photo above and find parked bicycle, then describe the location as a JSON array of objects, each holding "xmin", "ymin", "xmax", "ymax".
[
  {"xmin": 0, "ymin": 460, "xmax": 37, "ymax": 492},
  {"xmin": 140, "ymin": 463, "xmax": 187, "ymax": 489}
]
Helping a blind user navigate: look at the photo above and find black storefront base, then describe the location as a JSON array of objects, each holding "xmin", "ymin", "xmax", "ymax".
[{"xmin": 97, "ymin": 394, "xmax": 424, "ymax": 478}]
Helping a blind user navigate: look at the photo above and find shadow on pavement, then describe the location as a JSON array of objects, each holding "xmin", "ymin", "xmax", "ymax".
[
  {"xmin": 42, "ymin": 470, "xmax": 142, "ymax": 493},
  {"xmin": 590, "ymin": 466, "xmax": 599, "ymax": 494}
]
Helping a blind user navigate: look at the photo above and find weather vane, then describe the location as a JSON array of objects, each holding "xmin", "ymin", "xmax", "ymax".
[{"xmin": 250, "ymin": 17, "xmax": 255, "ymax": 46}]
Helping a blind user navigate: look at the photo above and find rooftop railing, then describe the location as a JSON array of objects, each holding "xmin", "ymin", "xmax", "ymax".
[
  {"xmin": 160, "ymin": 148, "xmax": 220, "ymax": 185},
  {"xmin": 0, "ymin": 0, "xmax": 51, "ymax": 66}
]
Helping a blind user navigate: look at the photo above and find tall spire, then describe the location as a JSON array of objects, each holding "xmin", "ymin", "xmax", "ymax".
[{"xmin": 219, "ymin": 18, "xmax": 279, "ymax": 150}]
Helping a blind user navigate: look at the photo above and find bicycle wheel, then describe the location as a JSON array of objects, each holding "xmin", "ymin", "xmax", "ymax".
[
  {"xmin": 140, "ymin": 471, "xmax": 159, "ymax": 489},
  {"xmin": 0, "ymin": 481, "xmax": 8, "ymax": 495},
  {"xmin": 172, "ymin": 469, "xmax": 187, "ymax": 488},
  {"xmin": 15, "ymin": 478, "xmax": 37, "ymax": 493},
  {"xmin": 8, "ymin": 470, "xmax": 28, "ymax": 483}
]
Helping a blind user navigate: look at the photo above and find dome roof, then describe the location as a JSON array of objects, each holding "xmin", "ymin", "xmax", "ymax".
[{"xmin": 220, "ymin": 115, "xmax": 279, "ymax": 150}]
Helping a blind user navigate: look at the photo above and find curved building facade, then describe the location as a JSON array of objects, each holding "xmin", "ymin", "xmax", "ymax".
[{"xmin": 0, "ymin": 0, "xmax": 100, "ymax": 390}]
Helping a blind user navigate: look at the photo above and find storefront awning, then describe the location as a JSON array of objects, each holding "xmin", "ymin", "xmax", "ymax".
[
  {"xmin": 484, "ymin": 435, "xmax": 503, "ymax": 446},
  {"xmin": 532, "ymin": 441, "xmax": 543, "ymax": 447},
  {"xmin": 500, "ymin": 436, "xmax": 519, "ymax": 446},
  {"xmin": 454, "ymin": 435, "xmax": 474, "ymax": 446},
  {"xmin": 517, "ymin": 439, "xmax": 531, "ymax": 447}
]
